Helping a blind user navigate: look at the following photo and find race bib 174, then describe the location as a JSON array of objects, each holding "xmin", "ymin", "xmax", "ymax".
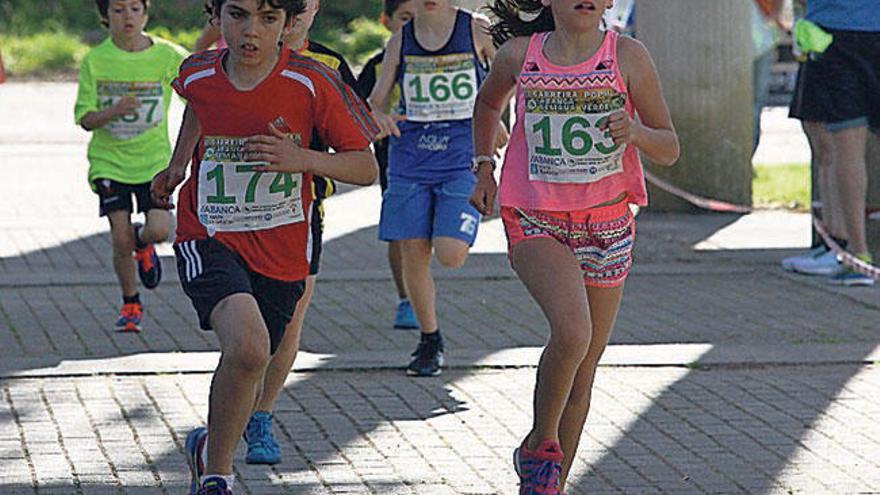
[
  {"xmin": 402, "ymin": 53, "xmax": 478, "ymax": 122},
  {"xmin": 197, "ymin": 136, "xmax": 305, "ymax": 234},
  {"xmin": 97, "ymin": 81, "xmax": 164, "ymax": 140},
  {"xmin": 524, "ymin": 87, "xmax": 628, "ymax": 184}
]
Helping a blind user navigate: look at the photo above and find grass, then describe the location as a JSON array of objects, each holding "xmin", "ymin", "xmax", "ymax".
[
  {"xmin": 0, "ymin": 32, "xmax": 88, "ymax": 77},
  {"xmin": 752, "ymin": 163, "xmax": 810, "ymax": 211}
]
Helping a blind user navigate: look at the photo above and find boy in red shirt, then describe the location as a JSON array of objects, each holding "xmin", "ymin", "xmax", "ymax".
[{"xmin": 150, "ymin": 0, "xmax": 378, "ymax": 493}]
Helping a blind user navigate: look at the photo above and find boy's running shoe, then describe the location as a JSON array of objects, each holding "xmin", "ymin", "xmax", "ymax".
[
  {"xmin": 133, "ymin": 223, "xmax": 162, "ymax": 289},
  {"xmin": 513, "ymin": 439, "xmax": 564, "ymax": 495},
  {"xmin": 828, "ymin": 268, "xmax": 876, "ymax": 286},
  {"xmin": 393, "ymin": 300, "xmax": 419, "ymax": 329},
  {"xmin": 244, "ymin": 411, "xmax": 281, "ymax": 465},
  {"xmin": 115, "ymin": 302, "xmax": 143, "ymax": 332},
  {"xmin": 197, "ymin": 477, "xmax": 233, "ymax": 495},
  {"xmin": 185, "ymin": 427, "xmax": 208, "ymax": 495},
  {"xmin": 407, "ymin": 335, "xmax": 444, "ymax": 377}
]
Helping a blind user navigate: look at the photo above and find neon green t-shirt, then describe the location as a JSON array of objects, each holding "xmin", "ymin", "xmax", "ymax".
[{"xmin": 74, "ymin": 36, "xmax": 188, "ymax": 187}]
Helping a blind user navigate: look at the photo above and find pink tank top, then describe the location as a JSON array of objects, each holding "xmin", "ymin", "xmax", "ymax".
[{"xmin": 498, "ymin": 30, "xmax": 647, "ymax": 210}]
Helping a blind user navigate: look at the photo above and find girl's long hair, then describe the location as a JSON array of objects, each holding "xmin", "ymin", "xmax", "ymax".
[{"xmin": 487, "ymin": 0, "xmax": 555, "ymax": 47}]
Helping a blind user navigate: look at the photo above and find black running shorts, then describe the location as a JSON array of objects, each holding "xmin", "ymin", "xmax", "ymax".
[
  {"xmin": 789, "ymin": 29, "xmax": 880, "ymax": 132},
  {"xmin": 93, "ymin": 179, "xmax": 156, "ymax": 217},
  {"xmin": 174, "ymin": 238, "xmax": 305, "ymax": 354}
]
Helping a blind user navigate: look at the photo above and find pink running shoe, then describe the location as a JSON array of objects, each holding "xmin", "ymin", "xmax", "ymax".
[{"xmin": 513, "ymin": 439, "xmax": 564, "ymax": 494}]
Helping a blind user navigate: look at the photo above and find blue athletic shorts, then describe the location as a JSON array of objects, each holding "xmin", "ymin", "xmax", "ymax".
[{"xmin": 379, "ymin": 174, "xmax": 481, "ymax": 245}]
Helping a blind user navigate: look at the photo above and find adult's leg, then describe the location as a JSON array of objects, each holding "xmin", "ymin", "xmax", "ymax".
[
  {"xmin": 106, "ymin": 210, "xmax": 137, "ymax": 296},
  {"xmin": 557, "ymin": 284, "xmax": 625, "ymax": 490},
  {"xmin": 141, "ymin": 208, "xmax": 173, "ymax": 245},
  {"xmin": 803, "ymin": 121, "xmax": 846, "ymax": 239},
  {"xmin": 253, "ymin": 275, "xmax": 316, "ymax": 412},
  {"xmin": 401, "ymin": 239, "xmax": 437, "ymax": 333},
  {"xmin": 388, "ymin": 241, "xmax": 407, "ymax": 299},
  {"xmin": 512, "ymin": 238, "xmax": 592, "ymax": 448},
  {"xmin": 205, "ymin": 294, "xmax": 272, "ymax": 475},
  {"xmin": 829, "ymin": 125, "xmax": 869, "ymax": 255}
]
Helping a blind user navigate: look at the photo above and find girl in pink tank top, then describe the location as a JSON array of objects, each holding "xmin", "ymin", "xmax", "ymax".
[{"xmin": 469, "ymin": 1, "xmax": 679, "ymax": 493}]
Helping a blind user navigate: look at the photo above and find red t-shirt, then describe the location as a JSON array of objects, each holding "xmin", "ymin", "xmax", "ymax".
[{"xmin": 172, "ymin": 47, "xmax": 377, "ymax": 281}]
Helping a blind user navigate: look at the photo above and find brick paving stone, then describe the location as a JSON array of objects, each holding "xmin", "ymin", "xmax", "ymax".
[{"xmin": 0, "ymin": 366, "xmax": 877, "ymax": 493}]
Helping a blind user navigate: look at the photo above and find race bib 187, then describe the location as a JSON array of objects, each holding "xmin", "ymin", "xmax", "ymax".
[
  {"xmin": 524, "ymin": 87, "xmax": 628, "ymax": 184},
  {"xmin": 197, "ymin": 136, "xmax": 304, "ymax": 234},
  {"xmin": 402, "ymin": 53, "xmax": 478, "ymax": 122},
  {"xmin": 97, "ymin": 81, "xmax": 163, "ymax": 140}
]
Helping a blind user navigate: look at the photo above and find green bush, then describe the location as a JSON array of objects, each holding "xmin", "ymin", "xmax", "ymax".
[
  {"xmin": 317, "ymin": 17, "xmax": 389, "ymax": 68},
  {"xmin": 146, "ymin": 27, "xmax": 202, "ymax": 51},
  {"xmin": 0, "ymin": 32, "xmax": 88, "ymax": 77}
]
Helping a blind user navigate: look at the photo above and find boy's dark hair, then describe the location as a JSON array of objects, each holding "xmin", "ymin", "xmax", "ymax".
[
  {"xmin": 96, "ymin": 0, "xmax": 150, "ymax": 28},
  {"xmin": 487, "ymin": 0, "xmax": 554, "ymax": 47},
  {"xmin": 205, "ymin": 0, "xmax": 306, "ymax": 20},
  {"xmin": 384, "ymin": 0, "xmax": 410, "ymax": 17}
]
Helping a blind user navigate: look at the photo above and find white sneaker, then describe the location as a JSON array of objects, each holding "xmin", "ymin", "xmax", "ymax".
[
  {"xmin": 781, "ymin": 246, "xmax": 828, "ymax": 272},
  {"xmin": 790, "ymin": 249, "xmax": 841, "ymax": 276}
]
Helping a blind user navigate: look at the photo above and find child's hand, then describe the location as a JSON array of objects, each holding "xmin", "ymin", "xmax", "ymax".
[
  {"xmin": 245, "ymin": 122, "xmax": 310, "ymax": 173},
  {"xmin": 112, "ymin": 96, "xmax": 140, "ymax": 118},
  {"xmin": 469, "ymin": 167, "xmax": 497, "ymax": 216},
  {"xmin": 493, "ymin": 123, "xmax": 510, "ymax": 156},
  {"xmin": 150, "ymin": 166, "xmax": 186, "ymax": 210},
  {"xmin": 373, "ymin": 111, "xmax": 406, "ymax": 139},
  {"xmin": 600, "ymin": 110, "xmax": 636, "ymax": 146}
]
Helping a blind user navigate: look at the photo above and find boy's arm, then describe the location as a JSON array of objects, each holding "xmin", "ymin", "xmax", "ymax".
[
  {"xmin": 368, "ymin": 32, "xmax": 405, "ymax": 138},
  {"xmin": 151, "ymin": 104, "xmax": 201, "ymax": 208},
  {"xmin": 246, "ymin": 124, "xmax": 377, "ymax": 186},
  {"xmin": 80, "ymin": 97, "xmax": 140, "ymax": 131},
  {"xmin": 74, "ymin": 58, "xmax": 139, "ymax": 131}
]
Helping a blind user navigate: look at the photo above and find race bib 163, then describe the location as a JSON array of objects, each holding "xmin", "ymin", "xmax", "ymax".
[{"xmin": 524, "ymin": 87, "xmax": 628, "ymax": 184}]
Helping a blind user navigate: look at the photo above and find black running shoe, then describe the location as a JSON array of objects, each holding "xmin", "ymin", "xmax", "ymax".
[{"xmin": 407, "ymin": 335, "xmax": 444, "ymax": 377}]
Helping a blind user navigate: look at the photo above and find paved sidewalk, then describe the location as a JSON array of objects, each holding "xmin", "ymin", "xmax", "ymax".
[{"xmin": 1, "ymin": 83, "xmax": 879, "ymax": 494}]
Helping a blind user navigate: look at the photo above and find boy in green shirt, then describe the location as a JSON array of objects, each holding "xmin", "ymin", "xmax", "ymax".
[{"xmin": 74, "ymin": 0, "xmax": 188, "ymax": 332}]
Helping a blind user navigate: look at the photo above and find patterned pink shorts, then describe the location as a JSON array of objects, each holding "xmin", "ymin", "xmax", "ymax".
[{"xmin": 500, "ymin": 201, "xmax": 635, "ymax": 288}]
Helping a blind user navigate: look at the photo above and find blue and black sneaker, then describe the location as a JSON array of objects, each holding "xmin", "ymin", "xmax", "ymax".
[
  {"xmin": 244, "ymin": 411, "xmax": 281, "ymax": 465},
  {"xmin": 407, "ymin": 334, "xmax": 444, "ymax": 377}
]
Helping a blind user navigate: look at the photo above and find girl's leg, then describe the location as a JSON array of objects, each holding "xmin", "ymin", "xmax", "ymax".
[
  {"xmin": 511, "ymin": 238, "xmax": 592, "ymax": 448},
  {"xmin": 401, "ymin": 238, "xmax": 438, "ymax": 333},
  {"xmin": 106, "ymin": 210, "xmax": 137, "ymax": 296},
  {"xmin": 557, "ymin": 284, "xmax": 625, "ymax": 490}
]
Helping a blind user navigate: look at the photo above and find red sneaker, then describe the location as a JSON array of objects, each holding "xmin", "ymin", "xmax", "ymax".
[
  {"xmin": 115, "ymin": 302, "xmax": 143, "ymax": 332},
  {"xmin": 513, "ymin": 439, "xmax": 564, "ymax": 494}
]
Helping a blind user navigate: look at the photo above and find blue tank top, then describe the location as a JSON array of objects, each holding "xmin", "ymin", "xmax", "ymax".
[
  {"xmin": 807, "ymin": 0, "xmax": 880, "ymax": 32},
  {"xmin": 389, "ymin": 9, "xmax": 487, "ymax": 182}
]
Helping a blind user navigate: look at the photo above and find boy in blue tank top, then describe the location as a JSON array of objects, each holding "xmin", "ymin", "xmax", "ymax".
[{"xmin": 369, "ymin": 0, "xmax": 507, "ymax": 377}]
